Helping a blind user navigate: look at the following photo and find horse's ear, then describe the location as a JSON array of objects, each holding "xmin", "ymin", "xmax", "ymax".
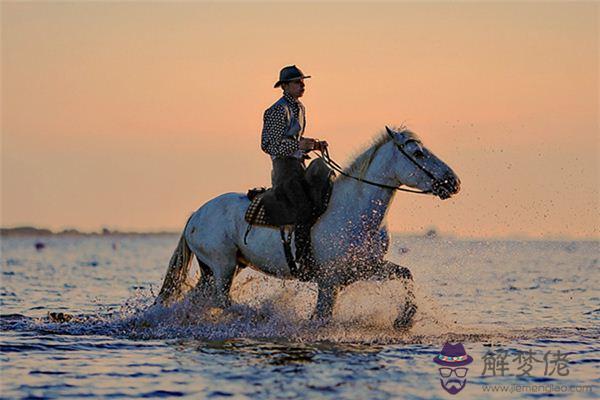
[{"xmin": 385, "ymin": 126, "xmax": 395, "ymax": 139}]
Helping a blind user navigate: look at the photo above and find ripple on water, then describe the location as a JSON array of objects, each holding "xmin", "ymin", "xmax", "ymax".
[{"xmin": 1, "ymin": 236, "xmax": 598, "ymax": 399}]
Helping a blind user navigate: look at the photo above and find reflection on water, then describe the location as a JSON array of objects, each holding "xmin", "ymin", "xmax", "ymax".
[{"xmin": 1, "ymin": 236, "xmax": 598, "ymax": 398}]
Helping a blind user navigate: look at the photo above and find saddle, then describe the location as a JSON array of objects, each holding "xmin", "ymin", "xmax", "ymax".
[
  {"xmin": 244, "ymin": 158, "xmax": 334, "ymax": 280},
  {"xmin": 245, "ymin": 158, "xmax": 334, "ymax": 227}
]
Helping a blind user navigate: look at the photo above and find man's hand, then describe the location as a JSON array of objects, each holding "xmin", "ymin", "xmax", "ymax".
[
  {"xmin": 299, "ymin": 138, "xmax": 317, "ymax": 151},
  {"xmin": 314, "ymin": 140, "xmax": 329, "ymax": 152},
  {"xmin": 299, "ymin": 138, "xmax": 328, "ymax": 152}
]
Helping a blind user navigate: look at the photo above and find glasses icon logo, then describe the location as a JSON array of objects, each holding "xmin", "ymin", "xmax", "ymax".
[{"xmin": 439, "ymin": 367, "xmax": 468, "ymax": 378}]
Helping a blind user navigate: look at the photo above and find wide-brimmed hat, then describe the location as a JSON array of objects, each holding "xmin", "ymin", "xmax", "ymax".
[
  {"xmin": 274, "ymin": 65, "xmax": 311, "ymax": 88},
  {"xmin": 433, "ymin": 343, "xmax": 473, "ymax": 367}
]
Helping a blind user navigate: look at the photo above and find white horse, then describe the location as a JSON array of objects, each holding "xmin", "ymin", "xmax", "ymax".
[{"xmin": 156, "ymin": 126, "xmax": 460, "ymax": 328}]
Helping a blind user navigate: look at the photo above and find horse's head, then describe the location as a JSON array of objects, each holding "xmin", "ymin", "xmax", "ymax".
[{"xmin": 385, "ymin": 126, "xmax": 461, "ymax": 199}]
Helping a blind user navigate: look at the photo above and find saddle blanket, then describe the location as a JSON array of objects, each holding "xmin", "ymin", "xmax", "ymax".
[{"xmin": 244, "ymin": 189, "xmax": 275, "ymax": 227}]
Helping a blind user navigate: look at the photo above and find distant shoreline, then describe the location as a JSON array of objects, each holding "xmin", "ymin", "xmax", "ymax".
[
  {"xmin": 0, "ymin": 226, "xmax": 178, "ymax": 237},
  {"xmin": 1, "ymin": 226, "xmax": 597, "ymax": 242}
]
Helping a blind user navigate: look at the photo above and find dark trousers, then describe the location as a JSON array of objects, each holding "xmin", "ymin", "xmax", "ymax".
[
  {"xmin": 271, "ymin": 157, "xmax": 314, "ymax": 224},
  {"xmin": 271, "ymin": 157, "xmax": 319, "ymax": 274},
  {"xmin": 271, "ymin": 157, "xmax": 316, "ymax": 272}
]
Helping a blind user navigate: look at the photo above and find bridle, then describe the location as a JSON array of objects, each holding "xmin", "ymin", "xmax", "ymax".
[{"xmin": 315, "ymin": 129, "xmax": 440, "ymax": 195}]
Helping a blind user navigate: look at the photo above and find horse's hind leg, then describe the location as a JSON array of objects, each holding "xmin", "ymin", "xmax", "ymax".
[
  {"xmin": 213, "ymin": 264, "xmax": 236, "ymax": 308},
  {"xmin": 190, "ymin": 254, "xmax": 236, "ymax": 309},
  {"xmin": 190, "ymin": 256, "xmax": 215, "ymax": 300}
]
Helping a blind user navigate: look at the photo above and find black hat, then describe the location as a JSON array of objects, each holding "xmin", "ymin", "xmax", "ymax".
[
  {"xmin": 433, "ymin": 343, "xmax": 474, "ymax": 367},
  {"xmin": 274, "ymin": 65, "xmax": 311, "ymax": 88}
]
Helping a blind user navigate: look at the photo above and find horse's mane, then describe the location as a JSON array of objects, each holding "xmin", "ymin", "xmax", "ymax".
[{"xmin": 342, "ymin": 125, "xmax": 417, "ymax": 180}]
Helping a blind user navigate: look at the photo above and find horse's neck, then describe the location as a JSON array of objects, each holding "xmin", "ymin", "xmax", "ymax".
[{"xmin": 319, "ymin": 143, "xmax": 396, "ymax": 236}]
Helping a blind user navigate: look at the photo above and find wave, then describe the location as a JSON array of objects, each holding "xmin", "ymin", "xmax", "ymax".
[{"xmin": 2, "ymin": 269, "xmax": 596, "ymax": 346}]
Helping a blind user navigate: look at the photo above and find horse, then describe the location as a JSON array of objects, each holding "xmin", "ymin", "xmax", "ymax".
[{"xmin": 155, "ymin": 126, "xmax": 461, "ymax": 329}]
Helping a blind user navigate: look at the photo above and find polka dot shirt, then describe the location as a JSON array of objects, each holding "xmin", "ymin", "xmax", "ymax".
[{"xmin": 261, "ymin": 92, "xmax": 306, "ymax": 159}]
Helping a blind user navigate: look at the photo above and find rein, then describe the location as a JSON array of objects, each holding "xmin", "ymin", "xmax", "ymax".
[{"xmin": 315, "ymin": 146, "xmax": 433, "ymax": 195}]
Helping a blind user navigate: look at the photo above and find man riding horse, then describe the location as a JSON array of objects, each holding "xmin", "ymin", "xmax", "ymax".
[
  {"xmin": 154, "ymin": 65, "xmax": 460, "ymax": 328},
  {"xmin": 260, "ymin": 65, "xmax": 328, "ymax": 278}
]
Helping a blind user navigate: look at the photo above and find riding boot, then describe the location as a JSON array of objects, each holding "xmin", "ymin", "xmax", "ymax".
[{"xmin": 294, "ymin": 222, "xmax": 317, "ymax": 281}]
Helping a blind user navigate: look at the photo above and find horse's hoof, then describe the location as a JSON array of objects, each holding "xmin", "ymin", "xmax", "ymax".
[
  {"xmin": 136, "ymin": 320, "xmax": 152, "ymax": 329},
  {"xmin": 309, "ymin": 313, "xmax": 331, "ymax": 328},
  {"xmin": 207, "ymin": 307, "xmax": 224, "ymax": 319},
  {"xmin": 393, "ymin": 302, "xmax": 417, "ymax": 331},
  {"xmin": 48, "ymin": 312, "xmax": 74, "ymax": 323}
]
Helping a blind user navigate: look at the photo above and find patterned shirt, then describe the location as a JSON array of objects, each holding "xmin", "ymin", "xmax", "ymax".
[{"xmin": 261, "ymin": 92, "xmax": 306, "ymax": 159}]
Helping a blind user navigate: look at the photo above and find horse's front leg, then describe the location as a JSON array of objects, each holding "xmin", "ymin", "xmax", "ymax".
[
  {"xmin": 312, "ymin": 284, "xmax": 338, "ymax": 322},
  {"xmin": 370, "ymin": 260, "xmax": 413, "ymax": 281},
  {"xmin": 369, "ymin": 260, "xmax": 417, "ymax": 330}
]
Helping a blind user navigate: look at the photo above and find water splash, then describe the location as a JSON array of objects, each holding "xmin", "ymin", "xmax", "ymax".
[{"xmin": 2, "ymin": 268, "xmax": 586, "ymax": 345}]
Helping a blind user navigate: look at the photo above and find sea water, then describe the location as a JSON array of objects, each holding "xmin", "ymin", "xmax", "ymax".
[{"xmin": 1, "ymin": 235, "xmax": 598, "ymax": 399}]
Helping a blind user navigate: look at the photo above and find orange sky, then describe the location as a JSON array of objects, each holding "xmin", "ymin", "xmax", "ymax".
[{"xmin": 1, "ymin": 2, "xmax": 598, "ymax": 238}]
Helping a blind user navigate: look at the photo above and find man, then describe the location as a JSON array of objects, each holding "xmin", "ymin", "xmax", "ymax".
[{"xmin": 260, "ymin": 65, "xmax": 327, "ymax": 276}]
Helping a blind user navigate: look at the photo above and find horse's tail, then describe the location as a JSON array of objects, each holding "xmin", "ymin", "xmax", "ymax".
[{"xmin": 155, "ymin": 216, "xmax": 195, "ymax": 306}]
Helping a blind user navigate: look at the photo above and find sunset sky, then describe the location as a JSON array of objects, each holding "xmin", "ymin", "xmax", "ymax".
[{"xmin": 1, "ymin": 2, "xmax": 598, "ymax": 239}]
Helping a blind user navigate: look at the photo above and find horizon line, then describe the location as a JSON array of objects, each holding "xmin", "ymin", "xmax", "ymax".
[{"xmin": 1, "ymin": 225, "xmax": 598, "ymax": 242}]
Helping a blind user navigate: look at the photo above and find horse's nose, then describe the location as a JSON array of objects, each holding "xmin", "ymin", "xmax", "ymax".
[{"xmin": 444, "ymin": 174, "xmax": 461, "ymax": 194}]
